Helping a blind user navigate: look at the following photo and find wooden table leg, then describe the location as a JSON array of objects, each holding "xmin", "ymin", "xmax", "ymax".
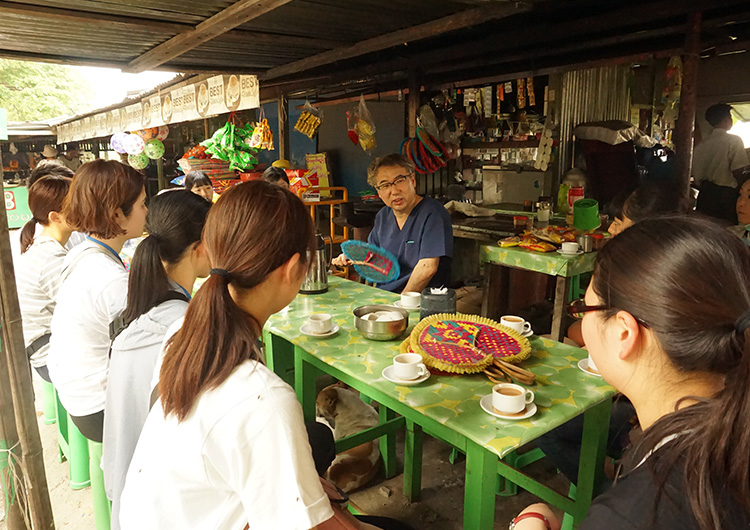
[
  {"xmin": 262, "ymin": 330, "xmax": 295, "ymax": 386},
  {"xmin": 294, "ymin": 346, "xmax": 317, "ymax": 421},
  {"xmin": 464, "ymin": 440, "xmax": 497, "ymax": 530},
  {"xmin": 403, "ymin": 420, "xmax": 423, "ymax": 502},
  {"xmin": 551, "ymin": 276, "xmax": 571, "ymax": 342},
  {"xmin": 481, "ymin": 263, "xmax": 510, "ymax": 319},
  {"xmin": 571, "ymin": 399, "xmax": 612, "ymax": 524},
  {"xmin": 380, "ymin": 406, "xmax": 397, "ymax": 479}
]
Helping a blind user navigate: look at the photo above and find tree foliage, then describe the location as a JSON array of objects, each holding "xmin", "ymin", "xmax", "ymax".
[{"xmin": 0, "ymin": 59, "xmax": 94, "ymax": 122}]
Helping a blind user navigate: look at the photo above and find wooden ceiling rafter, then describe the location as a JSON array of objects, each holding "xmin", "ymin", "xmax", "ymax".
[
  {"xmin": 122, "ymin": 0, "xmax": 296, "ymax": 74},
  {"xmin": 259, "ymin": 0, "xmax": 531, "ymax": 81}
]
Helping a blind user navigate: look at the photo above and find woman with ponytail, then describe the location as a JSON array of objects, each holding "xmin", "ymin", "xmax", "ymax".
[
  {"xmin": 511, "ymin": 216, "xmax": 750, "ymax": 530},
  {"xmin": 121, "ymin": 181, "xmax": 388, "ymax": 530},
  {"xmin": 103, "ymin": 190, "xmax": 210, "ymax": 530},
  {"xmin": 16, "ymin": 175, "xmax": 72, "ymax": 381}
]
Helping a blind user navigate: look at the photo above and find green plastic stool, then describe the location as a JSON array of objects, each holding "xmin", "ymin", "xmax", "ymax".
[
  {"xmin": 40, "ymin": 380, "xmax": 56, "ymax": 425},
  {"xmin": 88, "ymin": 441, "xmax": 111, "ymax": 530},
  {"xmin": 54, "ymin": 390, "xmax": 90, "ymax": 489}
]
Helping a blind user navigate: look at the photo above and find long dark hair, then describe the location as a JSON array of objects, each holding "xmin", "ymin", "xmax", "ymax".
[
  {"xmin": 121, "ymin": 190, "xmax": 211, "ymax": 326},
  {"xmin": 184, "ymin": 171, "xmax": 211, "ymax": 190},
  {"xmin": 20, "ymin": 175, "xmax": 72, "ymax": 253},
  {"xmin": 621, "ymin": 181, "xmax": 685, "ymax": 223},
  {"xmin": 593, "ymin": 215, "xmax": 750, "ymax": 529},
  {"xmin": 159, "ymin": 180, "xmax": 313, "ymax": 421}
]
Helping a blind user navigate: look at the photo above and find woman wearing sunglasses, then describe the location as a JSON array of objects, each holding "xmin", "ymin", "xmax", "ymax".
[{"xmin": 512, "ymin": 216, "xmax": 750, "ymax": 530}]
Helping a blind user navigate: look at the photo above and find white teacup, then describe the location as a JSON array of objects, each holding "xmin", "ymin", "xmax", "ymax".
[
  {"xmin": 501, "ymin": 315, "xmax": 531, "ymax": 334},
  {"xmin": 306, "ymin": 313, "xmax": 333, "ymax": 333},
  {"xmin": 561, "ymin": 242, "xmax": 580, "ymax": 254},
  {"xmin": 492, "ymin": 383, "xmax": 534, "ymax": 414},
  {"xmin": 401, "ymin": 291, "xmax": 421, "ymax": 308},
  {"xmin": 587, "ymin": 353, "xmax": 599, "ymax": 373},
  {"xmin": 393, "ymin": 353, "xmax": 428, "ymax": 381}
]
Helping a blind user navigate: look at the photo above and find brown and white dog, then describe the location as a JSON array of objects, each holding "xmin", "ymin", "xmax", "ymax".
[{"xmin": 316, "ymin": 383, "xmax": 381, "ymax": 492}]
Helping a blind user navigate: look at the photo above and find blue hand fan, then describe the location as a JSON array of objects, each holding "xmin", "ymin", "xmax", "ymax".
[{"xmin": 341, "ymin": 240, "xmax": 400, "ymax": 283}]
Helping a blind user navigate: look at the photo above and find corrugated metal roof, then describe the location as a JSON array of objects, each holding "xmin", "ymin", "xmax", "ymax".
[{"xmin": 1, "ymin": 0, "xmax": 749, "ymax": 100}]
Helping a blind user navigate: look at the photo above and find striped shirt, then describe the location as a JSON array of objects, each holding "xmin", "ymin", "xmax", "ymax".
[{"xmin": 16, "ymin": 235, "xmax": 67, "ymax": 368}]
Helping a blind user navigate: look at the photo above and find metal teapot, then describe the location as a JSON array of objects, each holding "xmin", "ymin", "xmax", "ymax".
[{"xmin": 299, "ymin": 231, "xmax": 330, "ymax": 294}]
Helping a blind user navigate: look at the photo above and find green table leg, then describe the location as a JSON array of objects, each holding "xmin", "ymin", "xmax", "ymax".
[
  {"xmin": 464, "ymin": 440, "xmax": 497, "ymax": 530},
  {"xmin": 294, "ymin": 347, "xmax": 318, "ymax": 421},
  {"xmin": 571, "ymin": 399, "xmax": 612, "ymax": 524},
  {"xmin": 403, "ymin": 420, "xmax": 423, "ymax": 502},
  {"xmin": 379, "ymin": 406, "xmax": 397, "ymax": 479},
  {"xmin": 262, "ymin": 330, "xmax": 295, "ymax": 386}
]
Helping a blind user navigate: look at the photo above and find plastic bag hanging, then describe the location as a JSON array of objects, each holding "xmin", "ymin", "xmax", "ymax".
[
  {"xmin": 294, "ymin": 100, "xmax": 322, "ymax": 139},
  {"xmin": 353, "ymin": 94, "xmax": 377, "ymax": 152}
]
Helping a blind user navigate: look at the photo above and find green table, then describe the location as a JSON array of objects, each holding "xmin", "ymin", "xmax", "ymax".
[
  {"xmin": 264, "ymin": 276, "xmax": 615, "ymax": 530},
  {"xmin": 479, "ymin": 245, "xmax": 597, "ymax": 342}
]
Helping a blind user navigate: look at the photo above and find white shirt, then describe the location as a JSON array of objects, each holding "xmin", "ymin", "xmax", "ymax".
[
  {"xmin": 31, "ymin": 223, "xmax": 87, "ymax": 251},
  {"xmin": 16, "ymin": 235, "xmax": 66, "ymax": 368},
  {"xmin": 48, "ymin": 240, "xmax": 128, "ymax": 416},
  {"xmin": 692, "ymin": 128, "xmax": 749, "ymax": 188},
  {"xmin": 120, "ymin": 360, "xmax": 333, "ymax": 530}
]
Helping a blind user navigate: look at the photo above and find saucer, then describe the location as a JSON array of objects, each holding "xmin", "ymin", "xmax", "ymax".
[
  {"xmin": 521, "ymin": 328, "xmax": 534, "ymax": 338},
  {"xmin": 393, "ymin": 300, "xmax": 420, "ymax": 310},
  {"xmin": 382, "ymin": 365, "xmax": 430, "ymax": 386},
  {"xmin": 556, "ymin": 249, "xmax": 584, "ymax": 256},
  {"xmin": 300, "ymin": 323, "xmax": 340, "ymax": 338},
  {"xmin": 480, "ymin": 395, "xmax": 537, "ymax": 420},
  {"xmin": 578, "ymin": 358, "xmax": 601, "ymax": 377}
]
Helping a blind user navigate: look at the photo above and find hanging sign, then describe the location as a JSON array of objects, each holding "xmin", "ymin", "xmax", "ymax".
[{"xmin": 57, "ymin": 75, "xmax": 260, "ymax": 143}]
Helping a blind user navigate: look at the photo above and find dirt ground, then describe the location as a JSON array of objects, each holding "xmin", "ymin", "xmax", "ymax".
[{"xmin": 0, "ymin": 373, "xmax": 567, "ymax": 530}]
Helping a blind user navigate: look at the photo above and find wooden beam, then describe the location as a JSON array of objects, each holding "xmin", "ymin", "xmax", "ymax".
[
  {"xmin": 675, "ymin": 12, "xmax": 702, "ymax": 196},
  {"xmin": 407, "ymin": 71, "xmax": 419, "ymax": 138},
  {"xmin": 277, "ymin": 96, "xmax": 290, "ymax": 161},
  {"xmin": 260, "ymin": 2, "xmax": 530, "ymax": 81},
  {"xmin": 124, "ymin": 0, "xmax": 295, "ymax": 74}
]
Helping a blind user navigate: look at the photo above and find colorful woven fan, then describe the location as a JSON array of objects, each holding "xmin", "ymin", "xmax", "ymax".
[
  {"xmin": 409, "ymin": 313, "xmax": 531, "ymax": 374},
  {"xmin": 341, "ymin": 240, "xmax": 400, "ymax": 283}
]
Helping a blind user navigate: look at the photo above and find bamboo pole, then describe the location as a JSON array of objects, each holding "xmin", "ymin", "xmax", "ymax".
[
  {"xmin": 0, "ymin": 317, "xmax": 25, "ymax": 529},
  {"xmin": 0, "ymin": 154, "xmax": 55, "ymax": 529}
]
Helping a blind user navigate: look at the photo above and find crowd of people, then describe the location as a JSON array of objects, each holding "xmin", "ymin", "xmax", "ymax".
[{"xmin": 11, "ymin": 146, "xmax": 750, "ymax": 529}]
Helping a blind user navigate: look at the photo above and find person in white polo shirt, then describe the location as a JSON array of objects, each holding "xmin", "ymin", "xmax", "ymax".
[
  {"xmin": 17, "ymin": 175, "xmax": 74, "ymax": 382},
  {"xmin": 48, "ymin": 160, "xmax": 148, "ymax": 442}
]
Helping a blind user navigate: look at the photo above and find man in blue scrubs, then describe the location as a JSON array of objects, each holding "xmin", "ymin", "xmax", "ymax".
[{"xmin": 333, "ymin": 154, "xmax": 453, "ymax": 293}]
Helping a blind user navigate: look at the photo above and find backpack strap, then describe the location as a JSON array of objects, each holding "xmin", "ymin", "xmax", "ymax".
[
  {"xmin": 25, "ymin": 332, "xmax": 51, "ymax": 359},
  {"xmin": 109, "ymin": 290, "xmax": 190, "ymax": 343}
]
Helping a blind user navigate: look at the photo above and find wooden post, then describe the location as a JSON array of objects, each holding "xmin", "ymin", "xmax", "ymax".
[
  {"xmin": 0, "ymin": 156, "xmax": 56, "ymax": 529},
  {"xmin": 673, "ymin": 12, "xmax": 702, "ymax": 196},
  {"xmin": 407, "ymin": 72, "xmax": 419, "ymax": 138},
  {"xmin": 156, "ymin": 157, "xmax": 165, "ymax": 191},
  {"xmin": 277, "ymin": 96, "xmax": 290, "ymax": 161}
]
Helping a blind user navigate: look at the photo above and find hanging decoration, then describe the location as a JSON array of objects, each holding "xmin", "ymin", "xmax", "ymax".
[
  {"xmin": 144, "ymin": 139, "xmax": 165, "ymax": 159},
  {"xmin": 200, "ymin": 112, "xmax": 259, "ymax": 170},
  {"xmin": 110, "ymin": 132, "xmax": 129, "ymax": 154},
  {"xmin": 156, "ymin": 125, "xmax": 170, "ymax": 141},
  {"xmin": 124, "ymin": 134, "xmax": 145, "ymax": 155},
  {"xmin": 128, "ymin": 153, "xmax": 149, "ymax": 170}
]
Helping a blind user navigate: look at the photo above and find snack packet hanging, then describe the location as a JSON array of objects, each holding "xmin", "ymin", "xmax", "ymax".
[
  {"xmin": 294, "ymin": 100, "xmax": 322, "ymax": 139},
  {"xmin": 353, "ymin": 95, "xmax": 377, "ymax": 152}
]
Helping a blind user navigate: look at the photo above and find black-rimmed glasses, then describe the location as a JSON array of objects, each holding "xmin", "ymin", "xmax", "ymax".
[
  {"xmin": 567, "ymin": 298, "xmax": 649, "ymax": 328},
  {"xmin": 374, "ymin": 174, "xmax": 410, "ymax": 191}
]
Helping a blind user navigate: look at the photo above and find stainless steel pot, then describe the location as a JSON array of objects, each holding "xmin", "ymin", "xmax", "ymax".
[{"xmin": 353, "ymin": 305, "xmax": 409, "ymax": 341}]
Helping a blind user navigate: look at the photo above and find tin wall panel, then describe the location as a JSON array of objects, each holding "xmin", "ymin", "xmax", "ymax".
[{"xmin": 558, "ymin": 65, "xmax": 631, "ymax": 177}]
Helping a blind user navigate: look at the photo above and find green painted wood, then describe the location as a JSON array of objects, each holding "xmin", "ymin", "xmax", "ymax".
[
  {"xmin": 334, "ymin": 417, "xmax": 404, "ymax": 454},
  {"xmin": 379, "ymin": 406, "xmax": 398, "ymax": 479},
  {"xmin": 480, "ymin": 245, "xmax": 597, "ymax": 278},
  {"xmin": 464, "ymin": 440, "xmax": 497, "ymax": 529},
  {"xmin": 403, "ymin": 420, "xmax": 423, "ymax": 502}
]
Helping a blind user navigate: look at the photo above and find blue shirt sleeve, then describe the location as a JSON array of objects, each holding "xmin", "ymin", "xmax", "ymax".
[{"xmin": 417, "ymin": 204, "xmax": 453, "ymax": 260}]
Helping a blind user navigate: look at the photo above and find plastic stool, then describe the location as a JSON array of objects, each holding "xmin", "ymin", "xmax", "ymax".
[
  {"xmin": 40, "ymin": 380, "xmax": 56, "ymax": 424},
  {"xmin": 88, "ymin": 441, "xmax": 111, "ymax": 530},
  {"xmin": 54, "ymin": 390, "xmax": 90, "ymax": 489}
]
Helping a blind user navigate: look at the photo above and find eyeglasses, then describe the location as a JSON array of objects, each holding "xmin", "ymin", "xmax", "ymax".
[
  {"xmin": 374, "ymin": 174, "xmax": 410, "ymax": 191},
  {"xmin": 567, "ymin": 297, "xmax": 649, "ymax": 327},
  {"xmin": 567, "ymin": 298, "xmax": 609, "ymax": 319}
]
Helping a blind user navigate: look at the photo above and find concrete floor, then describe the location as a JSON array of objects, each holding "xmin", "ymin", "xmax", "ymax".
[{"xmin": 1, "ymin": 375, "xmax": 569, "ymax": 530}]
